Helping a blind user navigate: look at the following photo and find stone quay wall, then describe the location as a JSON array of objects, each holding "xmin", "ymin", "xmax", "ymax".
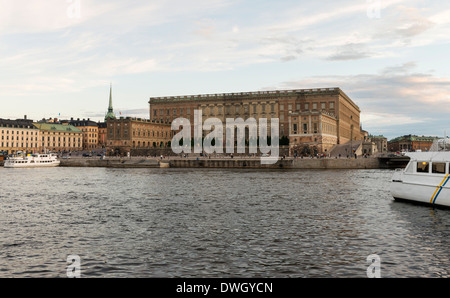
[{"xmin": 58, "ymin": 156, "xmax": 384, "ymax": 169}]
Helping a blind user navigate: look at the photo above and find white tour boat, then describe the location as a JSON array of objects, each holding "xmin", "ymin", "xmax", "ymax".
[
  {"xmin": 4, "ymin": 153, "xmax": 60, "ymax": 168},
  {"xmin": 391, "ymin": 152, "xmax": 450, "ymax": 207}
]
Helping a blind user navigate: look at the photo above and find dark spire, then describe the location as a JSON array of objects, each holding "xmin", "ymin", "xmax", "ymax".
[{"xmin": 105, "ymin": 83, "xmax": 116, "ymax": 121}]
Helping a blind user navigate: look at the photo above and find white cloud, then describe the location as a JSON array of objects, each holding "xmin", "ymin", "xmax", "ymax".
[{"xmin": 273, "ymin": 62, "xmax": 450, "ymax": 136}]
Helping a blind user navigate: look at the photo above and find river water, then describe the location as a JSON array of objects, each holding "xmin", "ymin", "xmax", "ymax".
[{"xmin": 0, "ymin": 167, "xmax": 449, "ymax": 278}]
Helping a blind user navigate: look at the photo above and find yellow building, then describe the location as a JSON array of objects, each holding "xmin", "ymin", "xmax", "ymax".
[
  {"xmin": 61, "ymin": 119, "xmax": 99, "ymax": 150},
  {"xmin": 0, "ymin": 118, "xmax": 40, "ymax": 155},
  {"xmin": 34, "ymin": 123, "xmax": 83, "ymax": 153},
  {"xmin": 98, "ymin": 122, "xmax": 107, "ymax": 149}
]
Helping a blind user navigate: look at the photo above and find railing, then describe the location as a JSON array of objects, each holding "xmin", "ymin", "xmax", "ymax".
[{"xmin": 149, "ymin": 88, "xmax": 340, "ymax": 102}]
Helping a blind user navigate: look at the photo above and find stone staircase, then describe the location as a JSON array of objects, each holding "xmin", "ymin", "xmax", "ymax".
[{"xmin": 329, "ymin": 140, "xmax": 363, "ymax": 157}]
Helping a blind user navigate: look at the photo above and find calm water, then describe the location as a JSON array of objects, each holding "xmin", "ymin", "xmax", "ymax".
[{"xmin": 1, "ymin": 167, "xmax": 450, "ymax": 278}]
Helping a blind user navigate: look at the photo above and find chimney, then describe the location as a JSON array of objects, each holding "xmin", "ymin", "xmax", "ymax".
[{"xmin": 24, "ymin": 115, "xmax": 27, "ymax": 120}]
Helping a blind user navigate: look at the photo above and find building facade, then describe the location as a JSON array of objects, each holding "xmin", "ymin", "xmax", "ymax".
[
  {"xmin": 33, "ymin": 123, "xmax": 83, "ymax": 153},
  {"xmin": 288, "ymin": 110, "xmax": 338, "ymax": 154},
  {"xmin": 149, "ymin": 88, "xmax": 364, "ymax": 154},
  {"xmin": 61, "ymin": 119, "xmax": 99, "ymax": 150},
  {"xmin": 388, "ymin": 135, "xmax": 438, "ymax": 152},
  {"xmin": 98, "ymin": 122, "xmax": 107, "ymax": 149},
  {"xmin": 369, "ymin": 135, "xmax": 388, "ymax": 153},
  {"xmin": 106, "ymin": 117, "xmax": 172, "ymax": 156},
  {"xmin": 0, "ymin": 118, "xmax": 40, "ymax": 154}
]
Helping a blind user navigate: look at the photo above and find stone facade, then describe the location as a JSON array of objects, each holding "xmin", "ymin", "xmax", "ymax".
[
  {"xmin": 149, "ymin": 88, "xmax": 363, "ymax": 154},
  {"xmin": 106, "ymin": 117, "xmax": 172, "ymax": 156},
  {"xmin": 369, "ymin": 135, "xmax": 388, "ymax": 153},
  {"xmin": 388, "ymin": 135, "xmax": 438, "ymax": 152}
]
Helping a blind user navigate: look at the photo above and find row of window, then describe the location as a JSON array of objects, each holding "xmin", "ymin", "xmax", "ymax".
[
  {"xmin": 42, "ymin": 137, "xmax": 81, "ymax": 142},
  {"xmin": 0, "ymin": 130, "xmax": 37, "ymax": 135},
  {"xmin": 280, "ymin": 102, "xmax": 335, "ymax": 112},
  {"xmin": 10, "ymin": 160, "xmax": 55, "ymax": 164},
  {"xmin": 1, "ymin": 142, "xmax": 38, "ymax": 148},
  {"xmin": 154, "ymin": 104, "xmax": 279, "ymax": 117},
  {"xmin": 109, "ymin": 129, "xmax": 171, "ymax": 138},
  {"xmin": 81, "ymin": 128, "xmax": 97, "ymax": 132},
  {"xmin": 1, "ymin": 136, "xmax": 38, "ymax": 141},
  {"xmin": 416, "ymin": 162, "xmax": 447, "ymax": 174}
]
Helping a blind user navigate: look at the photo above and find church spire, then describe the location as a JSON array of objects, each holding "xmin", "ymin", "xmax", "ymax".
[{"xmin": 105, "ymin": 83, "xmax": 116, "ymax": 121}]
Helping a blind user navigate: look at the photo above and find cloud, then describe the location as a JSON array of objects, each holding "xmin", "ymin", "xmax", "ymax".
[
  {"xmin": 273, "ymin": 62, "xmax": 450, "ymax": 138},
  {"xmin": 372, "ymin": 6, "xmax": 435, "ymax": 44},
  {"xmin": 327, "ymin": 43, "xmax": 373, "ymax": 61}
]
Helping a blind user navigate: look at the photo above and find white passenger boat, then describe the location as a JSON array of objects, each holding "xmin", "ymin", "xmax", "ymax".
[
  {"xmin": 4, "ymin": 153, "xmax": 60, "ymax": 168},
  {"xmin": 391, "ymin": 152, "xmax": 450, "ymax": 207}
]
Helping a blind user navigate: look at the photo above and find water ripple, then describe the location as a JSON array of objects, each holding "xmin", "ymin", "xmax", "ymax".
[{"xmin": 1, "ymin": 167, "xmax": 450, "ymax": 277}]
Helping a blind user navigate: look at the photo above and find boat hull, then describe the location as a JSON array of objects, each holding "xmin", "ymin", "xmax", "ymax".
[
  {"xmin": 4, "ymin": 161, "xmax": 60, "ymax": 168},
  {"xmin": 391, "ymin": 180, "xmax": 450, "ymax": 207},
  {"xmin": 3, "ymin": 154, "xmax": 60, "ymax": 168},
  {"xmin": 389, "ymin": 152, "xmax": 450, "ymax": 208}
]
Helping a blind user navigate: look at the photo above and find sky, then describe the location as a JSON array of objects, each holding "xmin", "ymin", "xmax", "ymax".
[{"xmin": 1, "ymin": 0, "xmax": 450, "ymax": 140}]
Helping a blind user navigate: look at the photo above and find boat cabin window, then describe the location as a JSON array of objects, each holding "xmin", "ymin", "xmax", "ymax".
[
  {"xmin": 432, "ymin": 163, "xmax": 446, "ymax": 174},
  {"xmin": 417, "ymin": 162, "xmax": 429, "ymax": 173}
]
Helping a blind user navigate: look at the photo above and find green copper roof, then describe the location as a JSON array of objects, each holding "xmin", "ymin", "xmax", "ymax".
[
  {"xmin": 33, "ymin": 123, "xmax": 82, "ymax": 133},
  {"xmin": 388, "ymin": 135, "xmax": 439, "ymax": 143}
]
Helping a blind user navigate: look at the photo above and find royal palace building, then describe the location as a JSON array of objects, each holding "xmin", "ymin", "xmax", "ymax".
[{"xmin": 149, "ymin": 87, "xmax": 364, "ymax": 154}]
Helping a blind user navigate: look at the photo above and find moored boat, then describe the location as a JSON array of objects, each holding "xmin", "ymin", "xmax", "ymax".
[
  {"xmin": 391, "ymin": 152, "xmax": 450, "ymax": 207},
  {"xmin": 4, "ymin": 153, "xmax": 60, "ymax": 168}
]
